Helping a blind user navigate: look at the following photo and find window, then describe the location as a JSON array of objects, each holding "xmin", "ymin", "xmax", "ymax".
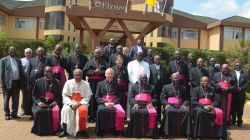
[
  {"xmin": 45, "ymin": 11, "xmax": 65, "ymax": 30},
  {"xmin": 157, "ymin": 22, "xmax": 172, "ymax": 38},
  {"xmin": 224, "ymin": 26, "xmax": 242, "ymax": 39},
  {"xmin": 68, "ymin": 22, "xmax": 70, "ymax": 31},
  {"xmin": 54, "ymin": 35, "xmax": 64, "ymax": 42},
  {"xmin": 181, "ymin": 28, "xmax": 198, "ymax": 40},
  {"xmin": 245, "ymin": 29, "xmax": 250, "ymax": 40},
  {"xmin": 15, "ymin": 17, "xmax": 34, "ymax": 29},
  {"xmin": 150, "ymin": 42, "xmax": 153, "ymax": 47},
  {"xmin": 67, "ymin": 36, "xmax": 70, "ymax": 42},
  {"xmin": 172, "ymin": 27, "xmax": 178, "ymax": 38},
  {"xmin": 73, "ymin": 37, "xmax": 75, "ymax": 42},
  {"xmin": 0, "ymin": 14, "xmax": 6, "ymax": 26},
  {"xmin": 150, "ymin": 32, "xmax": 153, "ymax": 37},
  {"xmin": 45, "ymin": 0, "xmax": 65, "ymax": 7},
  {"xmin": 39, "ymin": 18, "xmax": 45, "ymax": 30}
]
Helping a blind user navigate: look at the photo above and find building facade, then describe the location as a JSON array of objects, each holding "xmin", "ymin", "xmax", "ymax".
[{"xmin": 0, "ymin": 0, "xmax": 249, "ymax": 51}]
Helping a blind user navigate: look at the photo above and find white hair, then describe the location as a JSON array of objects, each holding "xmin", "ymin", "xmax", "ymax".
[{"xmin": 24, "ymin": 48, "xmax": 32, "ymax": 53}]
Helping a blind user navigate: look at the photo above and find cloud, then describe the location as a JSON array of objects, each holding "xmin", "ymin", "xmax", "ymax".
[
  {"xmin": 238, "ymin": 1, "xmax": 250, "ymax": 18},
  {"xmin": 198, "ymin": 0, "xmax": 239, "ymax": 18}
]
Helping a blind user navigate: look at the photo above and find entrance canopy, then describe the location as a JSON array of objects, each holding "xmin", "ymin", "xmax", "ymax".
[{"xmin": 66, "ymin": 1, "xmax": 172, "ymax": 50}]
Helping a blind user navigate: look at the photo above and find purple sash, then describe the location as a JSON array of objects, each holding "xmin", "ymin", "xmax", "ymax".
[
  {"xmin": 148, "ymin": 107, "xmax": 157, "ymax": 129},
  {"xmin": 199, "ymin": 98, "xmax": 212, "ymax": 105},
  {"xmin": 176, "ymin": 72, "xmax": 186, "ymax": 80},
  {"xmin": 102, "ymin": 95, "xmax": 117, "ymax": 102},
  {"xmin": 101, "ymin": 95, "xmax": 125, "ymax": 131},
  {"xmin": 218, "ymin": 82, "xmax": 232, "ymax": 121},
  {"xmin": 89, "ymin": 74, "xmax": 104, "ymax": 80},
  {"xmin": 114, "ymin": 104, "xmax": 125, "ymax": 131},
  {"xmin": 52, "ymin": 66, "xmax": 66, "ymax": 86},
  {"xmin": 135, "ymin": 93, "xmax": 152, "ymax": 103},
  {"xmin": 167, "ymin": 97, "xmax": 183, "ymax": 105},
  {"xmin": 199, "ymin": 98, "xmax": 223, "ymax": 126},
  {"xmin": 52, "ymin": 105, "xmax": 60, "ymax": 132}
]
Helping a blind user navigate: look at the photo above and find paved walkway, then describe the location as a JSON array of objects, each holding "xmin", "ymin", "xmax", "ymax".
[{"xmin": 0, "ymin": 93, "xmax": 249, "ymax": 140}]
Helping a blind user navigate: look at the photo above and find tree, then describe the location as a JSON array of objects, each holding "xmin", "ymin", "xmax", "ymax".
[
  {"xmin": 44, "ymin": 36, "xmax": 56, "ymax": 54},
  {"xmin": 0, "ymin": 32, "xmax": 8, "ymax": 57}
]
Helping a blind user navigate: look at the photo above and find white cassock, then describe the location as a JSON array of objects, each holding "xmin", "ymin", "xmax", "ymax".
[{"xmin": 61, "ymin": 79, "xmax": 92, "ymax": 136}]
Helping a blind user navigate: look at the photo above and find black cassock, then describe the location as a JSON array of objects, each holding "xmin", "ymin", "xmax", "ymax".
[
  {"xmin": 26, "ymin": 56, "xmax": 46, "ymax": 115},
  {"xmin": 127, "ymin": 83, "xmax": 158, "ymax": 138},
  {"xmin": 211, "ymin": 72, "xmax": 236, "ymax": 123},
  {"xmin": 112, "ymin": 65, "xmax": 129, "ymax": 110},
  {"xmin": 95, "ymin": 80, "xmax": 122, "ymax": 135},
  {"xmin": 45, "ymin": 55, "xmax": 68, "ymax": 86},
  {"xmin": 83, "ymin": 58, "xmax": 108, "ymax": 120},
  {"xmin": 186, "ymin": 61, "xmax": 196, "ymax": 72},
  {"xmin": 67, "ymin": 54, "xmax": 88, "ymax": 79},
  {"xmin": 149, "ymin": 64, "xmax": 168, "ymax": 120},
  {"xmin": 160, "ymin": 84, "xmax": 190, "ymax": 137},
  {"xmin": 31, "ymin": 77, "xmax": 62, "ymax": 135},
  {"xmin": 143, "ymin": 57, "xmax": 154, "ymax": 65},
  {"xmin": 190, "ymin": 67, "xmax": 209, "ymax": 88},
  {"xmin": 191, "ymin": 86, "xmax": 223, "ymax": 139},
  {"xmin": 104, "ymin": 44, "xmax": 117, "ymax": 57},
  {"xmin": 109, "ymin": 54, "xmax": 129, "ymax": 67},
  {"xmin": 206, "ymin": 66, "xmax": 221, "ymax": 80},
  {"xmin": 168, "ymin": 60, "xmax": 189, "ymax": 86}
]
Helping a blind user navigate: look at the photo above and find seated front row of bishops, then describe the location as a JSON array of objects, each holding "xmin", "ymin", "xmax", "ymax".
[{"xmin": 31, "ymin": 66, "xmax": 225, "ymax": 139}]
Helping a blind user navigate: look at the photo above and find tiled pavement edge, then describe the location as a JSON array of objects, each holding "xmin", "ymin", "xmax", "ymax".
[{"xmin": 0, "ymin": 93, "xmax": 249, "ymax": 140}]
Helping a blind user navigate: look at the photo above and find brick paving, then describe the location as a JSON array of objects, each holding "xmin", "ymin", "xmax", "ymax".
[{"xmin": 0, "ymin": 93, "xmax": 249, "ymax": 140}]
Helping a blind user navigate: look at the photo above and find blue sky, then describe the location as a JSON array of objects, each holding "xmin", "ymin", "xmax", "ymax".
[{"xmin": 174, "ymin": 0, "xmax": 248, "ymax": 19}]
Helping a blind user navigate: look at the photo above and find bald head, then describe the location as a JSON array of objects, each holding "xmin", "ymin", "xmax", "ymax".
[
  {"xmin": 36, "ymin": 47, "xmax": 44, "ymax": 57},
  {"xmin": 8, "ymin": 46, "xmax": 16, "ymax": 56},
  {"xmin": 174, "ymin": 50, "xmax": 181, "ymax": 61},
  {"xmin": 73, "ymin": 69, "xmax": 83, "ymax": 82},
  {"xmin": 54, "ymin": 44, "xmax": 63, "ymax": 56},
  {"xmin": 105, "ymin": 68, "xmax": 114, "ymax": 82},
  {"xmin": 44, "ymin": 66, "xmax": 53, "ymax": 80},
  {"xmin": 197, "ymin": 58, "xmax": 204, "ymax": 68},
  {"xmin": 200, "ymin": 76, "xmax": 209, "ymax": 87},
  {"xmin": 154, "ymin": 55, "xmax": 161, "ymax": 65}
]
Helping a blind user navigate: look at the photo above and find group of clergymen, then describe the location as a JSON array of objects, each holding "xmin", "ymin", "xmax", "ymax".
[{"xmin": 0, "ymin": 38, "xmax": 249, "ymax": 139}]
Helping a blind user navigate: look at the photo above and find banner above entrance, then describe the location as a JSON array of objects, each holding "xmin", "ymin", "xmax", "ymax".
[{"xmin": 91, "ymin": 0, "xmax": 128, "ymax": 12}]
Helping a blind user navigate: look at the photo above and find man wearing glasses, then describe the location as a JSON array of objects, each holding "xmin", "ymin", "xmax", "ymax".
[{"xmin": 20, "ymin": 48, "xmax": 32, "ymax": 116}]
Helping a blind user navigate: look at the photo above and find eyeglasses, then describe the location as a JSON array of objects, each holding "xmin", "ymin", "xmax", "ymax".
[{"xmin": 26, "ymin": 52, "xmax": 31, "ymax": 54}]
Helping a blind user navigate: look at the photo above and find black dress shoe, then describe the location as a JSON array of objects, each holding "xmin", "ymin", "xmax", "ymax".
[
  {"xmin": 5, "ymin": 115, "xmax": 10, "ymax": 120},
  {"xmin": 57, "ymin": 131, "xmax": 68, "ymax": 138},
  {"xmin": 81, "ymin": 131, "xmax": 89, "ymax": 138},
  {"xmin": 238, "ymin": 123, "xmax": 242, "ymax": 127},
  {"xmin": 97, "ymin": 132, "xmax": 103, "ymax": 137},
  {"xmin": 11, "ymin": 115, "xmax": 21, "ymax": 119}
]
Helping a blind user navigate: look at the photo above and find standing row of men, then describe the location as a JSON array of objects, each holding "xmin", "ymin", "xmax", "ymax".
[{"xmin": 0, "ymin": 38, "xmax": 249, "ymax": 139}]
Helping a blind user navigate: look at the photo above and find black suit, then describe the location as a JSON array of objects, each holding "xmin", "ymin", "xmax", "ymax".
[
  {"xmin": 168, "ymin": 60, "xmax": 189, "ymax": 86},
  {"xmin": 206, "ymin": 66, "xmax": 220, "ymax": 80},
  {"xmin": 104, "ymin": 44, "xmax": 116, "ymax": 57},
  {"xmin": 149, "ymin": 64, "xmax": 168, "ymax": 120},
  {"xmin": 190, "ymin": 67, "xmax": 209, "ymax": 88},
  {"xmin": 0, "ymin": 56, "xmax": 24, "ymax": 116},
  {"xmin": 230, "ymin": 70, "xmax": 250, "ymax": 124},
  {"xmin": 129, "ymin": 45, "xmax": 147, "ymax": 59},
  {"xmin": 67, "ymin": 54, "xmax": 88, "ymax": 79}
]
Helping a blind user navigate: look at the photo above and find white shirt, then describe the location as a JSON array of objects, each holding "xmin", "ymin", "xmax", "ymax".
[
  {"xmin": 127, "ymin": 60, "xmax": 150, "ymax": 84},
  {"xmin": 137, "ymin": 45, "xmax": 143, "ymax": 53},
  {"xmin": 10, "ymin": 57, "xmax": 20, "ymax": 80},
  {"xmin": 235, "ymin": 70, "xmax": 241, "ymax": 85},
  {"xmin": 21, "ymin": 57, "xmax": 30, "ymax": 73}
]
